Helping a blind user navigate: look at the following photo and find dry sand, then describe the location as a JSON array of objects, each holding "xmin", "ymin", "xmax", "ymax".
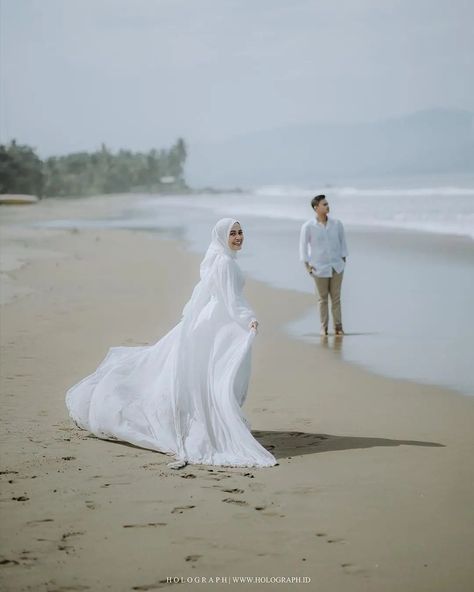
[{"xmin": 1, "ymin": 196, "xmax": 473, "ymax": 592}]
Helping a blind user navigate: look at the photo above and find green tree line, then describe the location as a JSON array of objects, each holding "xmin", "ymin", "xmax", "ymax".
[{"xmin": 0, "ymin": 139, "xmax": 187, "ymax": 197}]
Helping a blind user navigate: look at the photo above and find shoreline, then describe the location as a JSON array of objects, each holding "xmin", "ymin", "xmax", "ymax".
[
  {"xmin": 2, "ymin": 195, "xmax": 473, "ymax": 398},
  {"xmin": 1, "ymin": 197, "xmax": 474, "ymax": 591},
  {"xmin": 1, "ymin": 223, "xmax": 468, "ymax": 404}
]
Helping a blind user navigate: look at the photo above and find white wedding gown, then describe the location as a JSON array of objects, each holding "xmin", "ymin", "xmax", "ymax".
[{"xmin": 65, "ymin": 218, "xmax": 277, "ymax": 468}]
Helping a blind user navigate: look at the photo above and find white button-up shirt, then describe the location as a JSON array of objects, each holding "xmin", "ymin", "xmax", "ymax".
[{"xmin": 299, "ymin": 217, "xmax": 348, "ymax": 278}]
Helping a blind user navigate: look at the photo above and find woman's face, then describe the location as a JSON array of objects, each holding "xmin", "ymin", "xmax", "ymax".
[{"xmin": 228, "ymin": 222, "xmax": 244, "ymax": 251}]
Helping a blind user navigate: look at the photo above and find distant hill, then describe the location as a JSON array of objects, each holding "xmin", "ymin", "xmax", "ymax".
[{"xmin": 187, "ymin": 109, "xmax": 474, "ymax": 186}]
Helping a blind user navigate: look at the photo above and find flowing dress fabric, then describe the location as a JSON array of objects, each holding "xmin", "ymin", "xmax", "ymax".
[{"xmin": 65, "ymin": 218, "xmax": 277, "ymax": 468}]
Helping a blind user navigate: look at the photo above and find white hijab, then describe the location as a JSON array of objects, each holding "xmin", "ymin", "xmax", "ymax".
[
  {"xmin": 199, "ymin": 217, "xmax": 238, "ymax": 279},
  {"xmin": 182, "ymin": 217, "xmax": 239, "ymax": 319}
]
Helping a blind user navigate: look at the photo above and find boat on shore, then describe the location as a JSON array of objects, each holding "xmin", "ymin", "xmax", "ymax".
[{"xmin": 0, "ymin": 194, "xmax": 39, "ymax": 205}]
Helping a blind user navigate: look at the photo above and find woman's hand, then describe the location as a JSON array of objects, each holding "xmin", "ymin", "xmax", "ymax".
[{"xmin": 249, "ymin": 320, "xmax": 259, "ymax": 333}]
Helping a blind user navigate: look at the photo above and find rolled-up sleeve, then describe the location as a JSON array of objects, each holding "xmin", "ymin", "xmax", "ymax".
[
  {"xmin": 299, "ymin": 222, "xmax": 310, "ymax": 263},
  {"xmin": 338, "ymin": 221, "xmax": 348, "ymax": 258}
]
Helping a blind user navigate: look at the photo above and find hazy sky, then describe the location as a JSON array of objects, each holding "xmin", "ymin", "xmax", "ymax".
[{"xmin": 1, "ymin": 0, "xmax": 473, "ymax": 156}]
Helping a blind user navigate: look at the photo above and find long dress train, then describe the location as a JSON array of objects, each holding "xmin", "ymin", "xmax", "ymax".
[{"xmin": 65, "ymin": 218, "xmax": 277, "ymax": 468}]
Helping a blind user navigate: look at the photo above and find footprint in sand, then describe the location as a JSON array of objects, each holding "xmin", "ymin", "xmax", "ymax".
[
  {"xmin": 199, "ymin": 469, "xmax": 230, "ymax": 480},
  {"xmin": 315, "ymin": 532, "xmax": 345, "ymax": 544},
  {"xmin": 341, "ymin": 563, "xmax": 370, "ymax": 576},
  {"xmin": 85, "ymin": 500, "xmax": 97, "ymax": 510},
  {"xmin": 47, "ymin": 585, "xmax": 90, "ymax": 591},
  {"xmin": 61, "ymin": 531, "xmax": 85, "ymax": 540},
  {"xmin": 180, "ymin": 474, "xmax": 196, "ymax": 479},
  {"xmin": 254, "ymin": 505, "xmax": 280, "ymax": 516},
  {"xmin": 132, "ymin": 581, "xmax": 169, "ymax": 591},
  {"xmin": 123, "ymin": 523, "xmax": 167, "ymax": 528},
  {"xmin": 204, "ymin": 475, "xmax": 227, "ymax": 482},
  {"xmin": 57, "ymin": 531, "xmax": 84, "ymax": 555},
  {"xmin": 57, "ymin": 543, "xmax": 72, "ymax": 553},
  {"xmin": 185, "ymin": 555, "xmax": 201, "ymax": 562},
  {"xmin": 26, "ymin": 518, "xmax": 54, "ymax": 526},
  {"xmin": 222, "ymin": 498, "xmax": 248, "ymax": 506},
  {"xmin": 220, "ymin": 488, "xmax": 245, "ymax": 494},
  {"xmin": 171, "ymin": 505, "xmax": 196, "ymax": 514},
  {"xmin": 18, "ymin": 551, "xmax": 37, "ymax": 564},
  {"xmin": 0, "ymin": 559, "xmax": 20, "ymax": 565}
]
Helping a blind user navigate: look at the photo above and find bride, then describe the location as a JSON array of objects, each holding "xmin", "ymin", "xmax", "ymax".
[{"xmin": 65, "ymin": 218, "xmax": 277, "ymax": 468}]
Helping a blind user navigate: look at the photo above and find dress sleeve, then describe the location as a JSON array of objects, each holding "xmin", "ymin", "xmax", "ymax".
[
  {"xmin": 299, "ymin": 222, "xmax": 310, "ymax": 263},
  {"xmin": 215, "ymin": 258, "xmax": 257, "ymax": 330}
]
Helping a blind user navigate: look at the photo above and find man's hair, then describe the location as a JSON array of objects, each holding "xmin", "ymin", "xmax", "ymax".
[{"xmin": 311, "ymin": 194, "xmax": 326, "ymax": 209}]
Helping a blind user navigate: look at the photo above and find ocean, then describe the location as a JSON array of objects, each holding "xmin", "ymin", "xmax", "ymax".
[{"xmin": 35, "ymin": 177, "xmax": 474, "ymax": 395}]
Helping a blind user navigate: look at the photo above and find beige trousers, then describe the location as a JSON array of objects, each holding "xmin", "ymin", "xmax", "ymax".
[{"xmin": 313, "ymin": 269, "xmax": 344, "ymax": 330}]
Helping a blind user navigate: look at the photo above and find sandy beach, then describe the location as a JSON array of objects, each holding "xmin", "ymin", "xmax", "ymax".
[{"xmin": 1, "ymin": 196, "xmax": 474, "ymax": 592}]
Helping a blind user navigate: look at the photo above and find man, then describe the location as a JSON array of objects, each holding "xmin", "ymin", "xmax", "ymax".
[{"xmin": 299, "ymin": 194, "xmax": 348, "ymax": 336}]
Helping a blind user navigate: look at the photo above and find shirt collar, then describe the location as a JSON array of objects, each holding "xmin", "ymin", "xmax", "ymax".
[{"xmin": 312, "ymin": 216, "xmax": 333, "ymax": 226}]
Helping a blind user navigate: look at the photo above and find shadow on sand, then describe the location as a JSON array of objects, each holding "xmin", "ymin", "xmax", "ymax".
[
  {"xmin": 85, "ymin": 429, "xmax": 444, "ymax": 463},
  {"xmin": 252, "ymin": 430, "xmax": 444, "ymax": 460}
]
